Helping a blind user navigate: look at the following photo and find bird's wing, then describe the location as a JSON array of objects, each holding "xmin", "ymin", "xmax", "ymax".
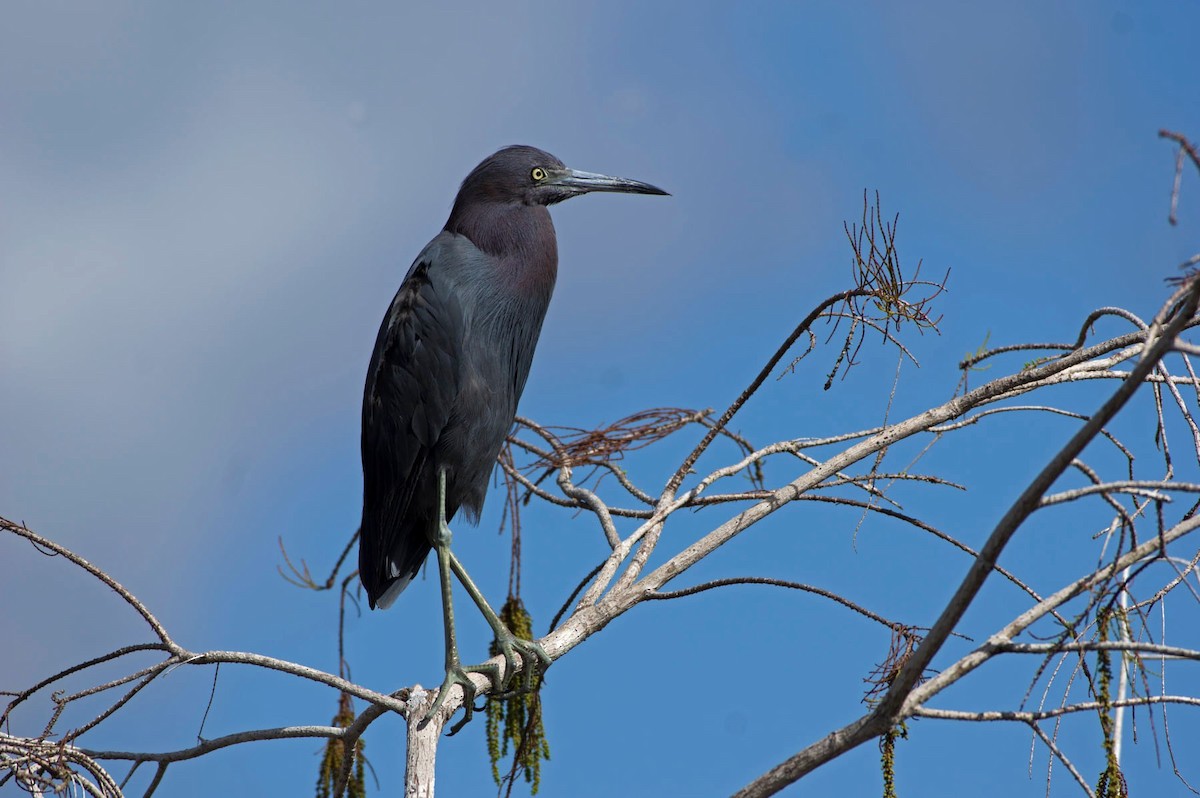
[{"xmin": 359, "ymin": 240, "xmax": 465, "ymax": 604}]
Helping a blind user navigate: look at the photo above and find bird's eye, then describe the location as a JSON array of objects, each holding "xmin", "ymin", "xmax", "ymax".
[{"xmin": 531, "ymin": 167, "xmax": 546, "ymax": 181}]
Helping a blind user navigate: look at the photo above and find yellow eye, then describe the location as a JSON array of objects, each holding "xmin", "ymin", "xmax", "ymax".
[{"xmin": 531, "ymin": 167, "xmax": 546, "ymax": 181}]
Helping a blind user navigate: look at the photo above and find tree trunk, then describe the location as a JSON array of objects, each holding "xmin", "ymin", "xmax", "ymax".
[{"xmin": 405, "ymin": 689, "xmax": 443, "ymax": 798}]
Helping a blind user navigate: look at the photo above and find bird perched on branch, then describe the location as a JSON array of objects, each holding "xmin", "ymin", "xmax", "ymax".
[{"xmin": 359, "ymin": 145, "xmax": 667, "ymax": 728}]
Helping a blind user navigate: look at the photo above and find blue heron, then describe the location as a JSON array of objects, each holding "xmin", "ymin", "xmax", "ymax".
[{"xmin": 359, "ymin": 145, "xmax": 667, "ymax": 727}]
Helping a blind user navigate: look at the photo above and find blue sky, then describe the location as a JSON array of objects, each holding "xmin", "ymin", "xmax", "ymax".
[{"xmin": 3, "ymin": 2, "xmax": 1200, "ymax": 796}]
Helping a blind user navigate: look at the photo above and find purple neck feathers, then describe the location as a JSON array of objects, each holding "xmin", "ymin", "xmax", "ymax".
[{"xmin": 445, "ymin": 202, "xmax": 558, "ymax": 295}]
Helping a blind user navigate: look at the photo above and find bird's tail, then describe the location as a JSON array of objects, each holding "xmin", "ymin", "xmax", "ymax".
[{"xmin": 359, "ymin": 513, "xmax": 433, "ymax": 610}]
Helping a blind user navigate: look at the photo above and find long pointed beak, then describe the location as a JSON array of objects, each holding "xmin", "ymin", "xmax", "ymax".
[{"xmin": 549, "ymin": 168, "xmax": 669, "ymax": 196}]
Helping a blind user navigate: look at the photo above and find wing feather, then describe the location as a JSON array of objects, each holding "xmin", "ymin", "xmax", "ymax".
[{"xmin": 359, "ymin": 251, "xmax": 465, "ymax": 607}]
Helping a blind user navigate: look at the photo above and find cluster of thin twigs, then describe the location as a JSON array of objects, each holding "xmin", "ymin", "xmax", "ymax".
[
  {"xmin": 1, "ymin": 514, "xmax": 407, "ymax": 798},
  {"xmin": 828, "ymin": 190, "xmax": 947, "ymax": 379},
  {"xmin": 0, "ymin": 731, "xmax": 121, "ymax": 798}
]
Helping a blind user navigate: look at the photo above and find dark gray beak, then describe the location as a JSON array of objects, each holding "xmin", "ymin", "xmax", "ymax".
[{"xmin": 548, "ymin": 168, "xmax": 669, "ymax": 197}]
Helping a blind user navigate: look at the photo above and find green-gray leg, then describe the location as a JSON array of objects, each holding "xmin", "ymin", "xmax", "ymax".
[
  {"xmin": 421, "ymin": 469, "xmax": 552, "ymax": 734},
  {"xmin": 446, "ymin": 549, "xmax": 551, "ymax": 696},
  {"xmin": 422, "ymin": 470, "xmax": 489, "ymax": 735}
]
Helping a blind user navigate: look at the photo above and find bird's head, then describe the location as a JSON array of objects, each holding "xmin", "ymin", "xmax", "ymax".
[{"xmin": 455, "ymin": 145, "xmax": 668, "ymax": 208}]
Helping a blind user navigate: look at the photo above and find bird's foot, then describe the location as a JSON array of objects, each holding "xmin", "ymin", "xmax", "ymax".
[
  {"xmin": 421, "ymin": 638, "xmax": 551, "ymax": 735},
  {"xmin": 423, "ymin": 662, "xmax": 491, "ymax": 736},
  {"xmin": 490, "ymin": 631, "xmax": 552, "ymax": 698}
]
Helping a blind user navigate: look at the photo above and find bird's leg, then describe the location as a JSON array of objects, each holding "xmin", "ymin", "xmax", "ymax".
[
  {"xmin": 423, "ymin": 469, "xmax": 496, "ymax": 735},
  {"xmin": 446, "ymin": 550, "xmax": 552, "ymax": 695},
  {"xmin": 422, "ymin": 470, "xmax": 550, "ymax": 733}
]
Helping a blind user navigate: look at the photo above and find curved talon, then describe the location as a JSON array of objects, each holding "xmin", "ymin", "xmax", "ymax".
[
  {"xmin": 425, "ymin": 658, "xmax": 524, "ymax": 735},
  {"xmin": 492, "ymin": 634, "xmax": 552, "ymax": 694},
  {"xmin": 423, "ymin": 665, "xmax": 478, "ymax": 732},
  {"xmin": 445, "ymin": 661, "xmax": 500, "ymax": 735},
  {"xmin": 446, "ymin": 710, "xmax": 472, "ymax": 737}
]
